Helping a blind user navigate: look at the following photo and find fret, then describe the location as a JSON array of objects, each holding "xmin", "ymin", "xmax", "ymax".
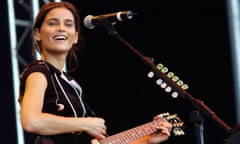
[{"xmin": 100, "ymin": 122, "xmax": 157, "ymax": 144}]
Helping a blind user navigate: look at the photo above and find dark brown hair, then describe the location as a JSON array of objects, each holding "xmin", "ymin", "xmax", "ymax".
[{"xmin": 32, "ymin": 1, "xmax": 82, "ymax": 72}]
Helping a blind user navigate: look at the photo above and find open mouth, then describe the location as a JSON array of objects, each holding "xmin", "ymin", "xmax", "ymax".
[{"xmin": 53, "ymin": 35, "xmax": 67, "ymax": 40}]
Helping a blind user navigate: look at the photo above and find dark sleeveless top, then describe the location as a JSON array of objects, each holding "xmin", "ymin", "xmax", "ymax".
[{"xmin": 19, "ymin": 60, "xmax": 96, "ymax": 144}]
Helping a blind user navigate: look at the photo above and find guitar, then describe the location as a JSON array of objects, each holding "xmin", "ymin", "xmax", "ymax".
[{"xmin": 91, "ymin": 112, "xmax": 184, "ymax": 144}]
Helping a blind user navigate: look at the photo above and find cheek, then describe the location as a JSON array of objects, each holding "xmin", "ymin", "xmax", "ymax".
[
  {"xmin": 40, "ymin": 31, "xmax": 49, "ymax": 40},
  {"xmin": 73, "ymin": 36, "xmax": 78, "ymax": 44},
  {"xmin": 69, "ymin": 33, "xmax": 78, "ymax": 44},
  {"xmin": 41, "ymin": 27, "xmax": 53, "ymax": 37}
]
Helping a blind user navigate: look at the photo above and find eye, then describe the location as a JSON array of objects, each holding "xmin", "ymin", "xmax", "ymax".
[
  {"xmin": 48, "ymin": 20, "xmax": 58, "ymax": 26},
  {"xmin": 65, "ymin": 22, "xmax": 73, "ymax": 27},
  {"xmin": 65, "ymin": 20, "xmax": 74, "ymax": 27}
]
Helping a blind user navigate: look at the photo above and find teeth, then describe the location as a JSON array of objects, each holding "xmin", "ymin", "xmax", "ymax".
[{"xmin": 54, "ymin": 35, "xmax": 66, "ymax": 40}]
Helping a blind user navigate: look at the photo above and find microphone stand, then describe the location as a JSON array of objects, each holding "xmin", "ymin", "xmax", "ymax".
[
  {"xmin": 99, "ymin": 19, "xmax": 232, "ymax": 143},
  {"xmin": 190, "ymin": 110, "xmax": 205, "ymax": 144}
]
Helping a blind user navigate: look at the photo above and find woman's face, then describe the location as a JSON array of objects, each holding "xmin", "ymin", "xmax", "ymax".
[{"xmin": 35, "ymin": 7, "xmax": 78, "ymax": 56}]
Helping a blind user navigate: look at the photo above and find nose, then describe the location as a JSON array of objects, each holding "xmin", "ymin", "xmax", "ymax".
[{"xmin": 57, "ymin": 23, "xmax": 65, "ymax": 32}]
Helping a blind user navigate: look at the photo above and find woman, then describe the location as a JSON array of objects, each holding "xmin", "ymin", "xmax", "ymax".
[{"xmin": 19, "ymin": 1, "xmax": 172, "ymax": 144}]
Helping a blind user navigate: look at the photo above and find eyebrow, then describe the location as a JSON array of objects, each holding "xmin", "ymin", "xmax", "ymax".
[{"xmin": 46, "ymin": 17, "xmax": 74, "ymax": 22}]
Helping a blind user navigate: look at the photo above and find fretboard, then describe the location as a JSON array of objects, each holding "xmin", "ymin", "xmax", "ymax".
[{"xmin": 99, "ymin": 120, "xmax": 160, "ymax": 144}]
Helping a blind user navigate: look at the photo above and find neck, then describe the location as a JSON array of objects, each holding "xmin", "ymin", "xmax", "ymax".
[{"xmin": 40, "ymin": 55, "xmax": 67, "ymax": 72}]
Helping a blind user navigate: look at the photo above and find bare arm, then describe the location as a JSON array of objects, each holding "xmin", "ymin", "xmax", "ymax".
[{"xmin": 20, "ymin": 72, "xmax": 106, "ymax": 139}]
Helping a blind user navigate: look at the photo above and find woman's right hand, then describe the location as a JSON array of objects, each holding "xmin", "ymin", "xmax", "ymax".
[{"xmin": 80, "ymin": 117, "xmax": 107, "ymax": 139}]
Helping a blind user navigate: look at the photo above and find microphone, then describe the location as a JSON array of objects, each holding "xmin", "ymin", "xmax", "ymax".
[{"xmin": 83, "ymin": 10, "xmax": 136, "ymax": 29}]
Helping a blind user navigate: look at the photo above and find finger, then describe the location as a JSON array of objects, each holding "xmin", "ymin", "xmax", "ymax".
[
  {"xmin": 155, "ymin": 126, "xmax": 171, "ymax": 136},
  {"xmin": 155, "ymin": 124, "xmax": 172, "ymax": 131},
  {"xmin": 161, "ymin": 129, "xmax": 171, "ymax": 136},
  {"xmin": 148, "ymin": 134, "xmax": 169, "ymax": 144},
  {"xmin": 97, "ymin": 133, "xmax": 106, "ymax": 139}
]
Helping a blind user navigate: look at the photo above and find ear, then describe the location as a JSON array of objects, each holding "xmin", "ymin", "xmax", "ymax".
[
  {"xmin": 34, "ymin": 28, "xmax": 41, "ymax": 41},
  {"xmin": 73, "ymin": 32, "xmax": 79, "ymax": 44}
]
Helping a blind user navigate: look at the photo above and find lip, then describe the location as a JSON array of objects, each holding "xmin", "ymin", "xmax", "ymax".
[{"xmin": 53, "ymin": 34, "xmax": 68, "ymax": 40}]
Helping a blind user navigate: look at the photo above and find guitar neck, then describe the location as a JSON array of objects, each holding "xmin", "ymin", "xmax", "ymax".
[
  {"xmin": 99, "ymin": 120, "xmax": 158, "ymax": 144},
  {"xmin": 92, "ymin": 113, "xmax": 184, "ymax": 144}
]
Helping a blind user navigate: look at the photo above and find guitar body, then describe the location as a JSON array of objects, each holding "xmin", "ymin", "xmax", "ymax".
[{"xmin": 34, "ymin": 136, "xmax": 54, "ymax": 144}]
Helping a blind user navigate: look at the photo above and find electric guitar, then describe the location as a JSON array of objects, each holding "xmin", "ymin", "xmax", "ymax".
[{"xmin": 91, "ymin": 112, "xmax": 184, "ymax": 144}]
